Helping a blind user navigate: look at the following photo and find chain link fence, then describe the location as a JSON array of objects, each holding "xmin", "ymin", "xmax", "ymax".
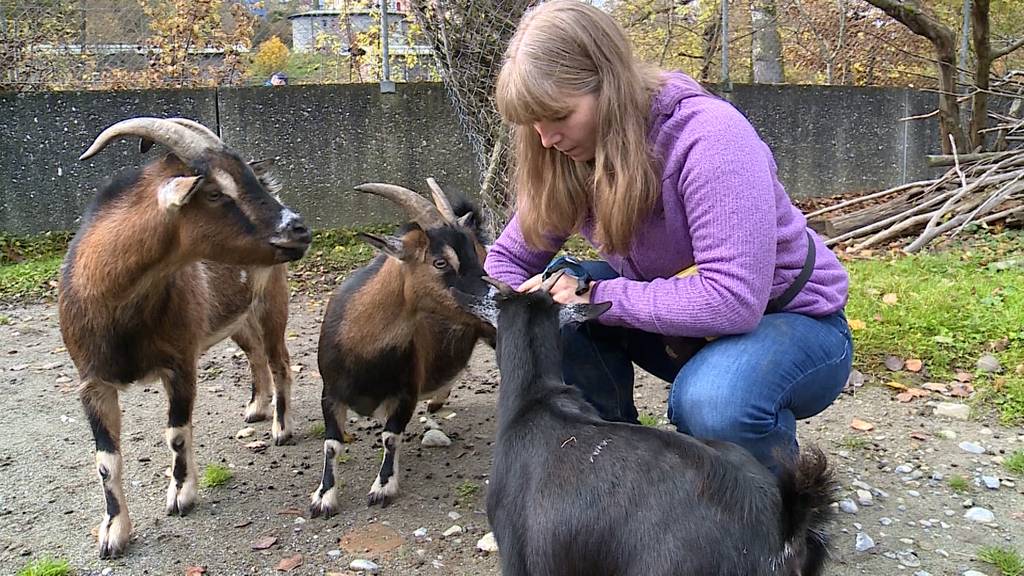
[{"xmin": 409, "ymin": 0, "xmax": 530, "ymax": 234}]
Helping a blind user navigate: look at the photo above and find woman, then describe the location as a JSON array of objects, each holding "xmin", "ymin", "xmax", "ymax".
[{"xmin": 484, "ymin": 0, "xmax": 852, "ymax": 473}]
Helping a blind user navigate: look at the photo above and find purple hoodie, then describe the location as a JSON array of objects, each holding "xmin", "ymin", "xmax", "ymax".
[{"xmin": 485, "ymin": 72, "xmax": 849, "ymax": 338}]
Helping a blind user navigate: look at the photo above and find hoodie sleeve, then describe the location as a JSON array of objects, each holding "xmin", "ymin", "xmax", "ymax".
[
  {"xmin": 484, "ymin": 212, "xmax": 565, "ymax": 289},
  {"xmin": 588, "ymin": 97, "xmax": 779, "ymax": 337}
]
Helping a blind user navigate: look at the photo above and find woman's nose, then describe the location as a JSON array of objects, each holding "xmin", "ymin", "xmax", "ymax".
[{"xmin": 533, "ymin": 122, "xmax": 560, "ymax": 148}]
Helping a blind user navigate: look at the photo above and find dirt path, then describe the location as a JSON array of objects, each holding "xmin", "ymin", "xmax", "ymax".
[{"xmin": 1, "ymin": 294, "xmax": 1021, "ymax": 575}]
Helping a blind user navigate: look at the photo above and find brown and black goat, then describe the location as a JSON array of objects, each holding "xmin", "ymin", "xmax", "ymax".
[
  {"xmin": 309, "ymin": 181, "xmax": 493, "ymax": 516},
  {"xmin": 59, "ymin": 117, "xmax": 311, "ymax": 558}
]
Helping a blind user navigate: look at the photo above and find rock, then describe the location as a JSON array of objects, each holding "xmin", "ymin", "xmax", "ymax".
[
  {"xmin": 855, "ymin": 532, "xmax": 875, "ymax": 552},
  {"xmin": 839, "ymin": 499, "xmax": 859, "ymax": 514},
  {"xmin": 981, "ymin": 476, "xmax": 1000, "ymax": 489},
  {"xmin": 442, "ymin": 525, "xmax": 463, "ymax": 537},
  {"xmin": 349, "ymin": 559, "xmax": 380, "ymax": 573},
  {"xmin": 101, "ymin": 569, "xmax": 113, "ymax": 576},
  {"xmin": 447, "ymin": 510, "xmax": 462, "ymax": 521},
  {"xmin": 914, "ymin": 571, "xmax": 933, "ymax": 576},
  {"xmin": 421, "ymin": 429, "xmax": 452, "ymax": 447},
  {"xmin": 413, "ymin": 527, "xmax": 428, "ymax": 538},
  {"xmin": 851, "ymin": 480, "xmax": 873, "ymax": 491},
  {"xmin": 897, "ymin": 550, "xmax": 921, "ymax": 567},
  {"xmin": 958, "ymin": 441, "xmax": 986, "ymax": 454},
  {"xmin": 879, "ymin": 517, "xmax": 893, "ymax": 526},
  {"xmin": 235, "ymin": 427, "xmax": 256, "ymax": 439},
  {"xmin": 895, "ymin": 464, "xmax": 914, "ymax": 474},
  {"xmin": 855, "ymin": 489, "xmax": 874, "ymax": 506},
  {"xmin": 935, "ymin": 403, "xmax": 970, "ymax": 420},
  {"xmin": 976, "ymin": 354, "xmax": 1001, "ymax": 373},
  {"xmin": 327, "ymin": 549, "xmax": 342, "ymax": 558},
  {"xmin": 423, "ymin": 418, "xmax": 441, "ymax": 431},
  {"xmin": 963, "ymin": 571, "xmax": 989, "ymax": 576},
  {"xmin": 937, "ymin": 429, "xmax": 958, "ymax": 440},
  {"xmin": 477, "ymin": 532, "xmax": 499, "ymax": 553},
  {"xmin": 907, "ymin": 490, "xmax": 921, "ymax": 497},
  {"xmin": 964, "ymin": 507, "xmax": 995, "ymax": 523}
]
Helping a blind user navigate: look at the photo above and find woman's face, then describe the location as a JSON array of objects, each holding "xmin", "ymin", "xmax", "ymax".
[{"xmin": 531, "ymin": 93, "xmax": 598, "ymax": 162}]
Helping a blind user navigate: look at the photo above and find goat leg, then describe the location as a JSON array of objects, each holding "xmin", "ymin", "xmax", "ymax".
[
  {"xmin": 81, "ymin": 380, "xmax": 132, "ymax": 559},
  {"xmin": 426, "ymin": 382, "xmax": 453, "ymax": 413},
  {"xmin": 266, "ymin": 338, "xmax": 294, "ymax": 446},
  {"xmin": 310, "ymin": 398, "xmax": 349, "ymax": 518},
  {"xmin": 162, "ymin": 368, "xmax": 198, "ymax": 516},
  {"xmin": 368, "ymin": 394, "xmax": 416, "ymax": 507},
  {"xmin": 233, "ymin": 326, "xmax": 273, "ymax": 424}
]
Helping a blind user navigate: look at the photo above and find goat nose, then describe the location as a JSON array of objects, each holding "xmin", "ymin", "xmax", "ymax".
[{"xmin": 287, "ymin": 217, "xmax": 311, "ymax": 245}]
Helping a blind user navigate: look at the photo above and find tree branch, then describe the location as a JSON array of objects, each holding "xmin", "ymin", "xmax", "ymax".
[{"xmin": 993, "ymin": 36, "xmax": 1024, "ymax": 60}]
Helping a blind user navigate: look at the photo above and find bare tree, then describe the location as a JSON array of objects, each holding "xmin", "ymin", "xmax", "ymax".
[{"xmin": 750, "ymin": 0, "xmax": 784, "ymax": 82}]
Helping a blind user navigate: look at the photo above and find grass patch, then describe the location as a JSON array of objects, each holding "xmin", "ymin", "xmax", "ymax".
[
  {"xmin": 978, "ymin": 545, "xmax": 1024, "ymax": 576},
  {"xmin": 845, "ymin": 234, "xmax": 1024, "ymax": 424},
  {"xmin": 638, "ymin": 413, "xmax": 660, "ymax": 427},
  {"xmin": 0, "ymin": 255, "xmax": 63, "ymax": 300},
  {"xmin": 335, "ymin": 453, "xmax": 350, "ymax": 464},
  {"xmin": 200, "ymin": 464, "xmax": 233, "ymax": 488},
  {"xmin": 309, "ymin": 422, "xmax": 326, "ymax": 439},
  {"xmin": 1004, "ymin": 450, "xmax": 1024, "ymax": 475},
  {"xmin": 0, "ymin": 314, "xmax": 10, "ymax": 326},
  {"xmin": 948, "ymin": 474, "xmax": 971, "ymax": 493},
  {"xmin": 455, "ymin": 481, "xmax": 480, "ymax": 507},
  {"xmin": 837, "ymin": 435, "xmax": 870, "ymax": 450},
  {"xmin": 16, "ymin": 557, "xmax": 72, "ymax": 576}
]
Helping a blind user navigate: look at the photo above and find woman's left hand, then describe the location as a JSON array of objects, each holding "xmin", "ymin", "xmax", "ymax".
[{"xmin": 519, "ymin": 272, "xmax": 592, "ymax": 305}]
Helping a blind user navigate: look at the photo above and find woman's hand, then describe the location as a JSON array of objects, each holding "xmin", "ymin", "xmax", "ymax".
[{"xmin": 518, "ymin": 273, "xmax": 592, "ymax": 305}]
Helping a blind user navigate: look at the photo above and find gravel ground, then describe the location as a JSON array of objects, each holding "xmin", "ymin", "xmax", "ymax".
[{"xmin": 1, "ymin": 294, "xmax": 1021, "ymax": 576}]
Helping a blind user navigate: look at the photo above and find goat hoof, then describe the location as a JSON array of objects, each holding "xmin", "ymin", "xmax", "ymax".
[
  {"xmin": 310, "ymin": 487, "xmax": 340, "ymax": 518},
  {"xmin": 426, "ymin": 401, "xmax": 444, "ymax": 413},
  {"xmin": 309, "ymin": 501, "xmax": 336, "ymax": 519},
  {"xmin": 243, "ymin": 411, "xmax": 269, "ymax": 424},
  {"xmin": 273, "ymin": 431, "xmax": 292, "ymax": 446},
  {"xmin": 166, "ymin": 499, "xmax": 195, "ymax": 516},
  {"xmin": 367, "ymin": 493, "xmax": 393, "ymax": 508},
  {"xmin": 97, "ymin": 514, "xmax": 131, "ymax": 559}
]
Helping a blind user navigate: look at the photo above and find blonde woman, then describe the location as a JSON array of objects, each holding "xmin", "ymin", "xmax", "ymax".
[{"xmin": 485, "ymin": 0, "xmax": 852, "ymax": 473}]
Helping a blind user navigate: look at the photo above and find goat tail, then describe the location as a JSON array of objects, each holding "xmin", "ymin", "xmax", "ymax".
[{"xmin": 777, "ymin": 446, "xmax": 838, "ymax": 576}]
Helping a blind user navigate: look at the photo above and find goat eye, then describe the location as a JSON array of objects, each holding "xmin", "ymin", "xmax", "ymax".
[
  {"xmin": 433, "ymin": 258, "xmax": 448, "ymax": 269},
  {"xmin": 205, "ymin": 190, "xmax": 223, "ymax": 202}
]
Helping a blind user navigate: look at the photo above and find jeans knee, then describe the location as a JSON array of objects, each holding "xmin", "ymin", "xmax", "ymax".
[{"xmin": 668, "ymin": 386, "xmax": 745, "ymax": 441}]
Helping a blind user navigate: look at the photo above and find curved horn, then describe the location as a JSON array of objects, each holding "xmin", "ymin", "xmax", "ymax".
[
  {"xmin": 80, "ymin": 117, "xmax": 211, "ymax": 162},
  {"xmin": 425, "ymin": 177, "xmax": 457, "ymax": 223},
  {"xmin": 354, "ymin": 183, "xmax": 447, "ymax": 230},
  {"xmin": 167, "ymin": 118, "xmax": 223, "ymax": 146}
]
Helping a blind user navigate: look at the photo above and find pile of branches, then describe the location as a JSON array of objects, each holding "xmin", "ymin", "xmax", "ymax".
[{"xmin": 810, "ymin": 79, "xmax": 1024, "ymax": 253}]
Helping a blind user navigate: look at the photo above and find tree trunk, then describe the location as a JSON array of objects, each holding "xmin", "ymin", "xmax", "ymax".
[
  {"xmin": 864, "ymin": 0, "xmax": 968, "ymax": 154},
  {"xmin": 969, "ymin": 0, "xmax": 991, "ymax": 151},
  {"xmin": 750, "ymin": 0, "xmax": 784, "ymax": 83}
]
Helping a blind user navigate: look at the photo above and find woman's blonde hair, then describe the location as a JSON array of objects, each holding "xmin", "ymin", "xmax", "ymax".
[{"xmin": 496, "ymin": 0, "xmax": 664, "ymax": 255}]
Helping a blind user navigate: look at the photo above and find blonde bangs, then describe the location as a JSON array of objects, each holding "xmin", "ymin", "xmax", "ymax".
[{"xmin": 496, "ymin": 60, "xmax": 575, "ymax": 125}]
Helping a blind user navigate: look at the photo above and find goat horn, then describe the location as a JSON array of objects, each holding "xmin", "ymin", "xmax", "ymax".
[
  {"xmin": 79, "ymin": 117, "xmax": 210, "ymax": 162},
  {"xmin": 354, "ymin": 183, "xmax": 447, "ymax": 230},
  {"xmin": 425, "ymin": 177, "xmax": 457, "ymax": 223},
  {"xmin": 167, "ymin": 118, "xmax": 224, "ymax": 146}
]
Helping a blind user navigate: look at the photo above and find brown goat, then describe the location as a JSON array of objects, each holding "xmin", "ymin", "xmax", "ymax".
[
  {"xmin": 309, "ymin": 181, "xmax": 493, "ymax": 516},
  {"xmin": 59, "ymin": 117, "xmax": 311, "ymax": 559}
]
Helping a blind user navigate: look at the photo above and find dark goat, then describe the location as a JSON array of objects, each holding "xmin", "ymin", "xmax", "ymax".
[
  {"xmin": 456, "ymin": 275, "xmax": 837, "ymax": 576},
  {"xmin": 309, "ymin": 180, "xmax": 493, "ymax": 516},
  {"xmin": 59, "ymin": 117, "xmax": 311, "ymax": 558}
]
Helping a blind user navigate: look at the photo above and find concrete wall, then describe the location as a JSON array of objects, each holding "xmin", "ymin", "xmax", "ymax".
[{"xmin": 0, "ymin": 82, "xmax": 942, "ymax": 235}]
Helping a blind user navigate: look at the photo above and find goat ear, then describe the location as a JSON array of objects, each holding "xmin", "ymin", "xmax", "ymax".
[
  {"xmin": 139, "ymin": 138, "xmax": 155, "ymax": 154},
  {"xmin": 249, "ymin": 157, "xmax": 276, "ymax": 177},
  {"xmin": 558, "ymin": 301, "xmax": 611, "ymax": 326},
  {"xmin": 483, "ymin": 276, "xmax": 514, "ymax": 297},
  {"xmin": 358, "ymin": 232, "xmax": 407, "ymax": 259},
  {"xmin": 157, "ymin": 175, "xmax": 204, "ymax": 211}
]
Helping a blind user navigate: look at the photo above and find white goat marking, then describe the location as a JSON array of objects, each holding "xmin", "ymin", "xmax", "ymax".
[
  {"xmin": 277, "ymin": 208, "xmax": 300, "ymax": 232},
  {"xmin": 589, "ymin": 438, "xmax": 611, "ymax": 463},
  {"xmin": 239, "ymin": 270, "xmax": 248, "ymax": 284},
  {"xmin": 442, "ymin": 245, "xmax": 459, "ymax": 272},
  {"xmin": 560, "ymin": 436, "xmax": 577, "ymax": 448}
]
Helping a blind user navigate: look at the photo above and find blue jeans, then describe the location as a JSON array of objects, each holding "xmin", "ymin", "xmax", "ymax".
[{"xmin": 561, "ymin": 262, "xmax": 853, "ymax": 472}]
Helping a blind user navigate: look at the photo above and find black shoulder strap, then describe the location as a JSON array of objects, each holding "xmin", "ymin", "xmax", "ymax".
[{"xmin": 765, "ymin": 230, "xmax": 816, "ymax": 314}]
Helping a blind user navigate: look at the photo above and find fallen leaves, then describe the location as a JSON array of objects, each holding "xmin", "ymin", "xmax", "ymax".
[
  {"xmin": 881, "ymin": 292, "xmax": 899, "ymax": 305},
  {"xmin": 275, "ymin": 553, "xmax": 303, "ymax": 572},
  {"xmin": 850, "ymin": 418, "xmax": 875, "ymax": 432},
  {"xmin": 904, "ymin": 358, "xmax": 923, "ymax": 372},
  {"xmin": 884, "ymin": 356, "xmax": 904, "ymax": 371},
  {"xmin": 251, "ymin": 536, "xmax": 278, "ymax": 551},
  {"xmin": 848, "ymin": 319, "xmax": 867, "ymax": 331},
  {"xmin": 895, "ymin": 388, "xmax": 929, "ymax": 402},
  {"xmin": 185, "ymin": 567, "xmax": 206, "ymax": 576}
]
